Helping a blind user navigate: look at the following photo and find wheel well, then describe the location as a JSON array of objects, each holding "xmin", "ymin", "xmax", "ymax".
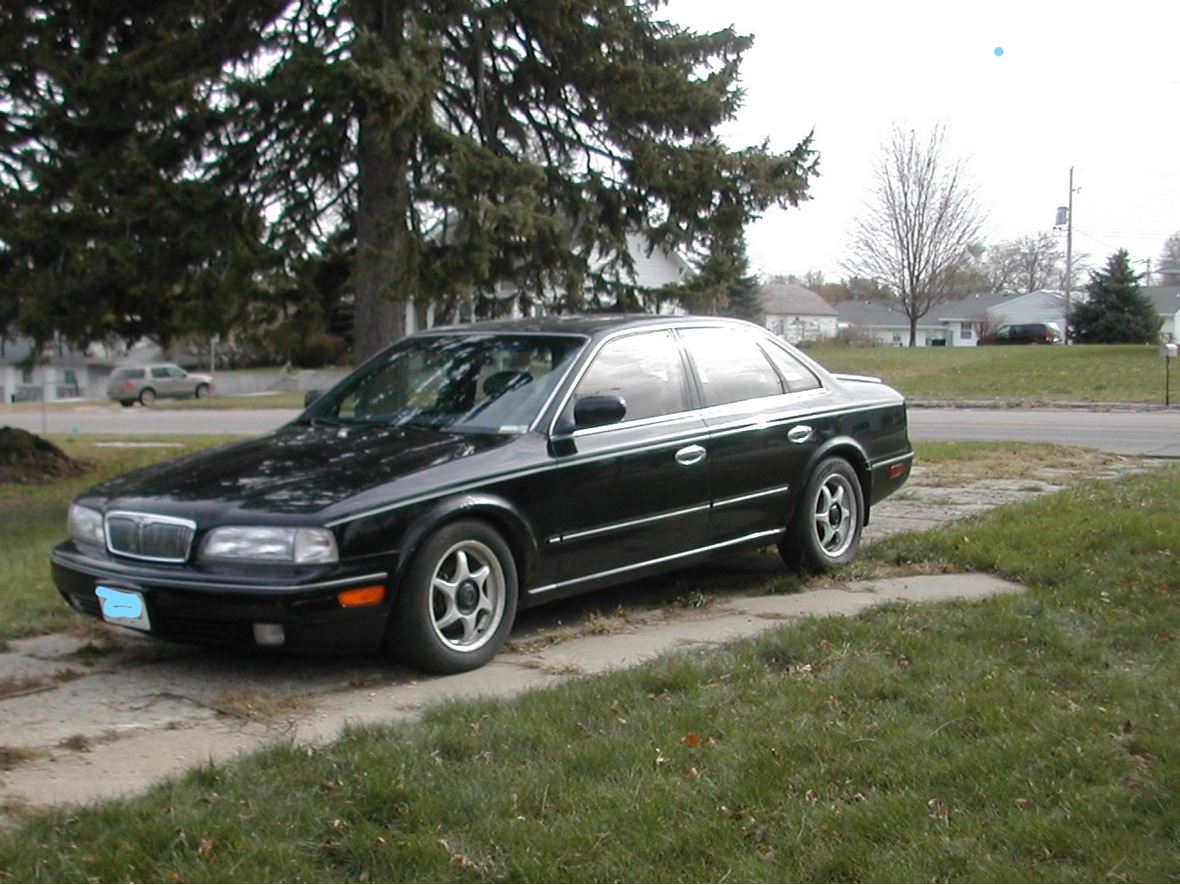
[
  {"xmin": 818, "ymin": 445, "xmax": 872, "ymax": 523},
  {"xmin": 402, "ymin": 509, "xmax": 532, "ymax": 591}
]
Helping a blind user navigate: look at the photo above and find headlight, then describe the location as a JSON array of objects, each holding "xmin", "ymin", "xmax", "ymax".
[
  {"xmin": 200, "ymin": 526, "xmax": 338, "ymax": 564},
  {"xmin": 68, "ymin": 504, "xmax": 105, "ymax": 547}
]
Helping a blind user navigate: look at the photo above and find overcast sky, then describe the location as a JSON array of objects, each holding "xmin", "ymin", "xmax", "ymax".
[{"xmin": 666, "ymin": 0, "xmax": 1180, "ymax": 284}]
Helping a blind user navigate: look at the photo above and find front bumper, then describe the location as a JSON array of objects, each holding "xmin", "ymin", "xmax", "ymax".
[{"xmin": 51, "ymin": 545, "xmax": 392, "ymax": 653}]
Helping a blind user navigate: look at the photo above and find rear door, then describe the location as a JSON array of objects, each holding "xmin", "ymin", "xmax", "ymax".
[
  {"xmin": 678, "ymin": 327, "xmax": 826, "ymax": 544},
  {"xmin": 551, "ymin": 330, "xmax": 711, "ymax": 585}
]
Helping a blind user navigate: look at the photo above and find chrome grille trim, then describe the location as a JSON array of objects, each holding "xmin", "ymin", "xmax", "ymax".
[{"xmin": 104, "ymin": 511, "xmax": 196, "ymax": 563}]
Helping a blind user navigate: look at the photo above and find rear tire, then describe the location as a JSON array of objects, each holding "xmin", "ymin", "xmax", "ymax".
[
  {"xmin": 386, "ymin": 520, "xmax": 518, "ymax": 674},
  {"xmin": 118, "ymin": 400, "xmax": 134, "ymax": 408},
  {"xmin": 779, "ymin": 457, "xmax": 864, "ymax": 573}
]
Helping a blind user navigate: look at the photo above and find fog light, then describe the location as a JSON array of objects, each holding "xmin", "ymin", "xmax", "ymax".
[{"xmin": 253, "ymin": 623, "xmax": 285, "ymax": 646}]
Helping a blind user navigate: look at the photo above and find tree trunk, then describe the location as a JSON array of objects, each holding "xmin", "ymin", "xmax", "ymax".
[
  {"xmin": 352, "ymin": 110, "xmax": 413, "ymax": 365},
  {"xmin": 908, "ymin": 312, "xmax": 917, "ymax": 347}
]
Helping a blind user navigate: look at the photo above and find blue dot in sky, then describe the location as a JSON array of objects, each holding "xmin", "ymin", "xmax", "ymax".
[{"xmin": 994, "ymin": 46, "xmax": 1004, "ymax": 57}]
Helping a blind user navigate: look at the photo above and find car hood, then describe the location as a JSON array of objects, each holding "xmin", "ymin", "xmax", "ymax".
[{"xmin": 85, "ymin": 422, "xmax": 509, "ymax": 517}]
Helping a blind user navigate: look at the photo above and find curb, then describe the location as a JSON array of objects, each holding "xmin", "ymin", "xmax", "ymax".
[{"xmin": 907, "ymin": 399, "xmax": 1176, "ymax": 412}]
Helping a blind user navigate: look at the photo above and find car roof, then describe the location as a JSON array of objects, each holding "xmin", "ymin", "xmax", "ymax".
[{"xmin": 420, "ymin": 314, "xmax": 759, "ymax": 340}]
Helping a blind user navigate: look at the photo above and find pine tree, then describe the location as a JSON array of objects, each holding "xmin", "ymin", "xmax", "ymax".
[
  {"xmin": 0, "ymin": 1, "xmax": 280, "ymax": 348},
  {"xmin": 679, "ymin": 234, "xmax": 762, "ymax": 320},
  {"xmin": 2, "ymin": 2, "xmax": 817, "ymax": 360},
  {"xmin": 1071, "ymin": 249, "xmax": 1160, "ymax": 344}
]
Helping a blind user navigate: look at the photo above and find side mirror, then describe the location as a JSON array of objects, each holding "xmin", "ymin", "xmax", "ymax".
[
  {"xmin": 303, "ymin": 389, "xmax": 322, "ymax": 407},
  {"xmin": 573, "ymin": 395, "xmax": 627, "ymax": 429}
]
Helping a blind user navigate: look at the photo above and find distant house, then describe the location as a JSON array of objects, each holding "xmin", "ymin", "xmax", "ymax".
[
  {"xmin": 837, "ymin": 292, "xmax": 1013, "ymax": 347},
  {"xmin": 935, "ymin": 292, "xmax": 1012, "ymax": 346},
  {"xmin": 0, "ymin": 334, "xmax": 115, "ymax": 403},
  {"xmin": 836, "ymin": 300, "xmax": 942, "ymax": 346},
  {"xmin": 406, "ymin": 233, "xmax": 692, "ymax": 332},
  {"xmin": 1142, "ymin": 286, "xmax": 1180, "ymax": 342},
  {"xmin": 760, "ymin": 281, "xmax": 838, "ymax": 344}
]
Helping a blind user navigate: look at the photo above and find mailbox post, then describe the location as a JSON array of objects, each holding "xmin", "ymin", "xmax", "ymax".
[{"xmin": 1164, "ymin": 343, "xmax": 1179, "ymax": 407}]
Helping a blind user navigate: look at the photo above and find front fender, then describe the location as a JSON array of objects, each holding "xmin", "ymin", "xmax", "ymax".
[{"xmin": 392, "ymin": 493, "xmax": 540, "ymax": 594}]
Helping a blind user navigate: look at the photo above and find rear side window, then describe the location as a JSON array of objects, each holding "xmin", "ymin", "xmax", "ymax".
[
  {"xmin": 762, "ymin": 343, "xmax": 823, "ymax": 393},
  {"xmin": 679, "ymin": 327, "xmax": 784, "ymax": 407},
  {"xmin": 111, "ymin": 368, "xmax": 144, "ymax": 380},
  {"xmin": 573, "ymin": 331, "xmax": 690, "ymax": 422}
]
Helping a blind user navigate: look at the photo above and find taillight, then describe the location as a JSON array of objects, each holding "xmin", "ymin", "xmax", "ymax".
[{"xmin": 123, "ymin": 381, "xmax": 134, "ymax": 391}]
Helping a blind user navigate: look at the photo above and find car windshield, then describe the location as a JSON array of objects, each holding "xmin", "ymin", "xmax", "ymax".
[{"xmin": 301, "ymin": 333, "xmax": 585, "ymax": 433}]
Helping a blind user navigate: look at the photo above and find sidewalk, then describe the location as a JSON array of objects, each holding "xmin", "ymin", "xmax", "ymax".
[{"xmin": 0, "ymin": 573, "xmax": 1021, "ymax": 811}]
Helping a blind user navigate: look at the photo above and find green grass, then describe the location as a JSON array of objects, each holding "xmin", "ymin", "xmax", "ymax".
[
  {"xmin": 0, "ymin": 435, "xmax": 237, "ymax": 644},
  {"xmin": 803, "ymin": 342, "xmax": 1167, "ymax": 402},
  {"xmin": 0, "ymin": 466, "xmax": 1176, "ymax": 881}
]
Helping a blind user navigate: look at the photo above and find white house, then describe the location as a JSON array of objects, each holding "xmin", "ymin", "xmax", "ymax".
[
  {"xmin": 406, "ymin": 232, "xmax": 692, "ymax": 332},
  {"xmin": 0, "ymin": 335, "xmax": 106, "ymax": 403},
  {"xmin": 761, "ymin": 281, "xmax": 838, "ymax": 344},
  {"xmin": 1143, "ymin": 286, "xmax": 1180, "ymax": 342},
  {"xmin": 835, "ymin": 292, "xmax": 1031, "ymax": 347}
]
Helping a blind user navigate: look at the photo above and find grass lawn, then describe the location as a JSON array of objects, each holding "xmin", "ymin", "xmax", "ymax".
[
  {"xmin": 803, "ymin": 342, "xmax": 1168, "ymax": 403},
  {"xmin": 0, "ymin": 460, "xmax": 1176, "ymax": 880},
  {"xmin": 0, "ymin": 435, "xmax": 238, "ymax": 644}
]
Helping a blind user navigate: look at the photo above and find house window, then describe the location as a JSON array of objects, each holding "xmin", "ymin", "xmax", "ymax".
[
  {"xmin": 960, "ymin": 327, "xmax": 973, "ymax": 340},
  {"xmin": 21, "ymin": 367, "xmax": 33, "ymax": 384},
  {"xmin": 891, "ymin": 334, "xmax": 902, "ymax": 345}
]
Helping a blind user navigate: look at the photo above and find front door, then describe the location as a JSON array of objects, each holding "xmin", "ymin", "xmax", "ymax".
[{"xmin": 552, "ymin": 330, "xmax": 711, "ymax": 587}]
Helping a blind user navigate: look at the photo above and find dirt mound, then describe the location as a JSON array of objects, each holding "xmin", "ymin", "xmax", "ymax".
[{"xmin": 0, "ymin": 427, "xmax": 85, "ymax": 483}]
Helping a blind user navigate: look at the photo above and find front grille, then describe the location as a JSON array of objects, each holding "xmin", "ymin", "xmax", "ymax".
[{"xmin": 105, "ymin": 512, "xmax": 195, "ymax": 562}]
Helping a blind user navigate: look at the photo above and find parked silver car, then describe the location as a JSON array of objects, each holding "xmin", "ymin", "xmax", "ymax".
[{"xmin": 107, "ymin": 365, "xmax": 213, "ymax": 407}]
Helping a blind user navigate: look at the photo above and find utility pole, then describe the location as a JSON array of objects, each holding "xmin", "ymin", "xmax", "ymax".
[{"xmin": 1064, "ymin": 166, "xmax": 1075, "ymax": 345}]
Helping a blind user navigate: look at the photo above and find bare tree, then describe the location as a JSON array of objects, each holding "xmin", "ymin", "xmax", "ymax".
[
  {"xmin": 845, "ymin": 125, "xmax": 985, "ymax": 345},
  {"xmin": 1160, "ymin": 232, "xmax": 1180, "ymax": 286}
]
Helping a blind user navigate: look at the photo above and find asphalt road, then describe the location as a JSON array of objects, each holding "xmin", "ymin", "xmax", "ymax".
[
  {"xmin": 2, "ymin": 403, "xmax": 1179, "ymax": 457},
  {"xmin": 906, "ymin": 407, "xmax": 1180, "ymax": 458}
]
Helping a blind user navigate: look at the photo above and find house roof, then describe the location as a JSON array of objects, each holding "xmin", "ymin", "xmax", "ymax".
[
  {"xmin": 935, "ymin": 292, "xmax": 1012, "ymax": 320},
  {"xmin": 1141, "ymin": 285, "xmax": 1180, "ymax": 316},
  {"xmin": 760, "ymin": 281, "xmax": 838, "ymax": 317},
  {"xmin": 836, "ymin": 300, "xmax": 939, "ymax": 329}
]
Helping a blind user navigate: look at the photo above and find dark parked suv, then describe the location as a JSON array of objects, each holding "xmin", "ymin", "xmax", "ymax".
[{"xmin": 981, "ymin": 322, "xmax": 1062, "ymax": 345}]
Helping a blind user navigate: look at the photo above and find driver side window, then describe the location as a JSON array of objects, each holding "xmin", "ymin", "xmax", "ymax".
[{"xmin": 572, "ymin": 331, "xmax": 690, "ymax": 423}]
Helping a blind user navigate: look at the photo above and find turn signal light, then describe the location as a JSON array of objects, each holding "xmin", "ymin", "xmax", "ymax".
[
  {"xmin": 889, "ymin": 462, "xmax": 908, "ymax": 479},
  {"xmin": 337, "ymin": 585, "xmax": 386, "ymax": 607}
]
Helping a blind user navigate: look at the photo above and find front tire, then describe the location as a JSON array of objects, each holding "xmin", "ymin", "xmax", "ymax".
[
  {"xmin": 195, "ymin": 383, "xmax": 210, "ymax": 399},
  {"xmin": 138, "ymin": 387, "xmax": 157, "ymax": 406},
  {"xmin": 387, "ymin": 520, "xmax": 518, "ymax": 674},
  {"xmin": 779, "ymin": 457, "xmax": 865, "ymax": 573}
]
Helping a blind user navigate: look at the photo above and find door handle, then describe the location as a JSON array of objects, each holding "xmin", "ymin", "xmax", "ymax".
[
  {"xmin": 675, "ymin": 445, "xmax": 707, "ymax": 466},
  {"xmin": 787, "ymin": 425, "xmax": 814, "ymax": 444}
]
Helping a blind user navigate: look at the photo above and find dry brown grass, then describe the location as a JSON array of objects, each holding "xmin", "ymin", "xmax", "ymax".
[
  {"xmin": 0, "ymin": 746, "xmax": 49, "ymax": 771},
  {"xmin": 911, "ymin": 444, "xmax": 1127, "ymax": 488},
  {"xmin": 213, "ymin": 691, "xmax": 315, "ymax": 720}
]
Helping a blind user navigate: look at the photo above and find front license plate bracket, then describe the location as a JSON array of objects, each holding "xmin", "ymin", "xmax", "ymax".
[{"xmin": 95, "ymin": 585, "xmax": 151, "ymax": 631}]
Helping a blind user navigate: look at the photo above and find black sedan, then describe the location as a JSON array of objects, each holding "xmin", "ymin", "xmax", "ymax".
[{"xmin": 52, "ymin": 315, "xmax": 913, "ymax": 673}]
